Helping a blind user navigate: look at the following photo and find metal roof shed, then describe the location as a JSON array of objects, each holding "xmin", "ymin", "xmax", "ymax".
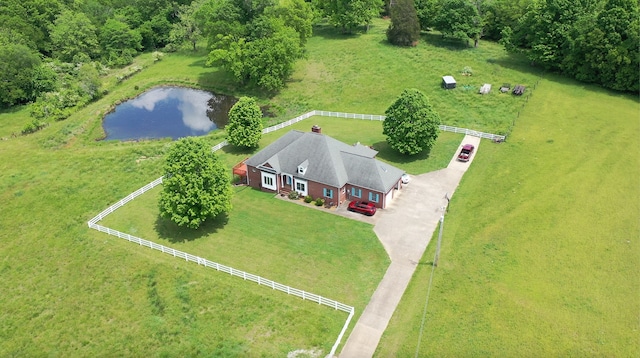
[{"xmin": 442, "ymin": 76, "xmax": 456, "ymax": 89}]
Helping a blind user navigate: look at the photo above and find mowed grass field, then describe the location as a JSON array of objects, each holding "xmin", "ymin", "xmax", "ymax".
[
  {"xmin": 0, "ymin": 16, "xmax": 636, "ymax": 356},
  {"xmin": 376, "ymin": 77, "xmax": 640, "ymax": 356}
]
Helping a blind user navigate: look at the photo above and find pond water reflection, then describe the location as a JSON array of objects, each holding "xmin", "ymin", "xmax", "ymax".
[{"xmin": 102, "ymin": 87, "xmax": 237, "ymax": 141}]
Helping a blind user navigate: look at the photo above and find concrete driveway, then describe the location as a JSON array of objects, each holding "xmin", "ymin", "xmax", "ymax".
[{"xmin": 338, "ymin": 135, "xmax": 482, "ymax": 357}]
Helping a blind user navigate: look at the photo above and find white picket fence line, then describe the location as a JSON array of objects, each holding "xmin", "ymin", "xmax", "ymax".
[
  {"xmin": 88, "ymin": 176, "xmax": 164, "ymax": 225},
  {"xmin": 311, "ymin": 110, "xmax": 506, "ymax": 141},
  {"xmin": 262, "ymin": 110, "xmax": 317, "ymax": 134},
  {"xmin": 439, "ymin": 125, "xmax": 505, "ymax": 141},
  {"xmin": 211, "ymin": 140, "xmax": 227, "ymax": 152}
]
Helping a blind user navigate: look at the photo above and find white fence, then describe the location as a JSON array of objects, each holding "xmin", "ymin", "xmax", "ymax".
[
  {"xmin": 313, "ymin": 110, "xmax": 386, "ymax": 121},
  {"xmin": 262, "ymin": 111, "xmax": 317, "ymax": 134},
  {"xmin": 88, "ymin": 176, "xmax": 163, "ymax": 225},
  {"xmin": 439, "ymin": 125, "xmax": 505, "ymax": 141},
  {"xmin": 88, "ymin": 223, "xmax": 353, "ymax": 313},
  {"xmin": 311, "ymin": 110, "xmax": 506, "ymax": 141},
  {"xmin": 211, "ymin": 140, "xmax": 228, "ymax": 152}
]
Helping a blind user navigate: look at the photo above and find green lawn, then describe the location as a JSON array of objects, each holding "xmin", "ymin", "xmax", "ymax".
[
  {"xmin": 376, "ymin": 77, "xmax": 640, "ymax": 357},
  {"xmin": 0, "ymin": 16, "xmax": 635, "ymax": 357},
  {"xmin": 281, "ymin": 19, "xmax": 542, "ymax": 134},
  {"xmin": 100, "ymin": 186, "xmax": 386, "ymax": 308}
]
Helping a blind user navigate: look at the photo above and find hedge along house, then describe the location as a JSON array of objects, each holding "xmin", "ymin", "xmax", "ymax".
[{"xmin": 244, "ymin": 126, "xmax": 405, "ymax": 209}]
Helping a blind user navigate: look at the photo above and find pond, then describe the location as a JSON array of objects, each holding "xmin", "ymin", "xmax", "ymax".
[{"xmin": 102, "ymin": 87, "xmax": 238, "ymax": 141}]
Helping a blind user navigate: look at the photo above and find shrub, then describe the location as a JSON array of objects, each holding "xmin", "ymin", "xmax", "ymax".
[
  {"xmin": 22, "ymin": 119, "xmax": 47, "ymax": 135},
  {"xmin": 152, "ymin": 51, "xmax": 164, "ymax": 62},
  {"xmin": 304, "ymin": 195, "xmax": 313, "ymax": 203},
  {"xmin": 288, "ymin": 191, "xmax": 300, "ymax": 200},
  {"xmin": 314, "ymin": 198, "xmax": 325, "ymax": 206}
]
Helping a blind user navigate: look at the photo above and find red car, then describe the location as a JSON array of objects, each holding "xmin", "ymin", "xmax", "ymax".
[
  {"xmin": 457, "ymin": 144, "xmax": 475, "ymax": 162},
  {"xmin": 348, "ymin": 201, "xmax": 377, "ymax": 216}
]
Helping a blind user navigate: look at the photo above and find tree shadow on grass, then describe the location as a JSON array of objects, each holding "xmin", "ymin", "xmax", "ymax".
[
  {"xmin": 220, "ymin": 144, "xmax": 259, "ymax": 157},
  {"xmin": 420, "ymin": 32, "xmax": 474, "ymax": 51},
  {"xmin": 372, "ymin": 140, "xmax": 431, "ymax": 165},
  {"xmin": 485, "ymin": 53, "xmax": 546, "ymax": 78},
  {"xmin": 312, "ymin": 23, "xmax": 370, "ymax": 40},
  {"xmin": 154, "ymin": 213, "xmax": 228, "ymax": 243}
]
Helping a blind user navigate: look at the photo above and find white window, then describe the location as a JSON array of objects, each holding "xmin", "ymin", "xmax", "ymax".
[
  {"xmin": 294, "ymin": 178, "xmax": 308, "ymax": 196},
  {"xmin": 369, "ymin": 192, "xmax": 380, "ymax": 203},
  {"xmin": 261, "ymin": 172, "xmax": 277, "ymax": 191}
]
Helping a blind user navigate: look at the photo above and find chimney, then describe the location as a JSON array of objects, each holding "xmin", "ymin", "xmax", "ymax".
[{"xmin": 311, "ymin": 125, "xmax": 321, "ymax": 134}]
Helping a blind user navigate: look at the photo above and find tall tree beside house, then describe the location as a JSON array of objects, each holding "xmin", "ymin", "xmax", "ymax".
[
  {"xmin": 226, "ymin": 96, "xmax": 263, "ymax": 148},
  {"xmin": 386, "ymin": 0, "xmax": 421, "ymax": 46},
  {"xmin": 159, "ymin": 137, "xmax": 233, "ymax": 229},
  {"xmin": 383, "ymin": 88, "xmax": 440, "ymax": 155}
]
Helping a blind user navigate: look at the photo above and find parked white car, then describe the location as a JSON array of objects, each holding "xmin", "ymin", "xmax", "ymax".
[{"xmin": 401, "ymin": 173, "xmax": 410, "ymax": 184}]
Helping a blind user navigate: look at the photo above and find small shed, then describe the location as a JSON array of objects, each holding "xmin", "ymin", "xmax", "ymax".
[
  {"xmin": 500, "ymin": 83, "xmax": 511, "ymax": 93},
  {"xmin": 479, "ymin": 84, "xmax": 491, "ymax": 94},
  {"xmin": 442, "ymin": 76, "xmax": 456, "ymax": 89}
]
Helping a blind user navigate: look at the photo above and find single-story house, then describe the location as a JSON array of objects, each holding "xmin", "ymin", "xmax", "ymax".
[
  {"xmin": 442, "ymin": 76, "xmax": 456, "ymax": 89},
  {"xmin": 244, "ymin": 126, "xmax": 405, "ymax": 209}
]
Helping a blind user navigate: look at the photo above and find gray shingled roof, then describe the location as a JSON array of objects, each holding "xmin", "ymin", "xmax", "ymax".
[{"xmin": 245, "ymin": 130, "xmax": 404, "ymax": 192}]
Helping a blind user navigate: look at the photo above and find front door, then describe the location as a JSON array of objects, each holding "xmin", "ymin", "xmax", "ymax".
[{"xmin": 282, "ymin": 174, "xmax": 293, "ymax": 190}]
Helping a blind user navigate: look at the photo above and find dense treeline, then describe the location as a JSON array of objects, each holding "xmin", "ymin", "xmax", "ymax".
[
  {"xmin": 406, "ymin": 0, "xmax": 639, "ymax": 92},
  {"xmin": 502, "ymin": 0, "xmax": 639, "ymax": 92},
  {"xmin": 0, "ymin": 0, "xmax": 188, "ymax": 112},
  {"xmin": 0, "ymin": 0, "xmax": 636, "ymax": 115}
]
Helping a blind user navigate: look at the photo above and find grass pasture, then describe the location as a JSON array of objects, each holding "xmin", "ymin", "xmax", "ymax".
[
  {"xmin": 0, "ymin": 15, "xmax": 636, "ymax": 357},
  {"xmin": 376, "ymin": 77, "xmax": 640, "ymax": 356}
]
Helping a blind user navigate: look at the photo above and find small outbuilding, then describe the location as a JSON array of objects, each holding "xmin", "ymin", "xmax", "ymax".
[
  {"xmin": 479, "ymin": 84, "xmax": 491, "ymax": 94},
  {"xmin": 442, "ymin": 76, "xmax": 456, "ymax": 89},
  {"xmin": 500, "ymin": 83, "xmax": 511, "ymax": 93},
  {"xmin": 513, "ymin": 85, "xmax": 525, "ymax": 96}
]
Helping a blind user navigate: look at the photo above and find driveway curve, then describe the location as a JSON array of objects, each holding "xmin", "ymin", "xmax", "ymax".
[{"xmin": 338, "ymin": 135, "xmax": 482, "ymax": 357}]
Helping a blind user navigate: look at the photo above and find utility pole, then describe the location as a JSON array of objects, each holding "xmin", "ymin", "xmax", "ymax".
[{"xmin": 434, "ymin": 215, "xmax": 444, "ymax": 267}]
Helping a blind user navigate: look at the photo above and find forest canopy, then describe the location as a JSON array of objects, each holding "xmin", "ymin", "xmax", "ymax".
[{"xmin": 0, "ymin": 0, "xmax": 637, "ymax": 112}]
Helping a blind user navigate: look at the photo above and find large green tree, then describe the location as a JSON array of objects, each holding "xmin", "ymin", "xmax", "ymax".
[
  {"xmin": 386, "ymin": 0, "xmax": 421, "ymax": 46},
  {"xmin": 99, "ymin": 19, "xmax": 142, "ymax": 66},
  {"xmin": 383, "ymin": 88, "xmax": 440, "ymax": 155},
  {"xmin": 49, "ymin": 11, "xmax": 99, "ymax": 62},
  {"xmin": 226, "ymin": 96, "xmax": 263, "ymax": 148},
  {"xmin": 314, "ymin": 0, "xmax": 382, "ymax": 33},
  {"xmin": 482, "ymin": 0, "xmax": 531, "ymax": 41},
  {"xmin": 0, "ymin": 43, "xmax": 42, "ymax": 108},
  {"xmin": 562, "ymin": 0, "xmax": 639, "ymax": 92},
  {"xmin": 434, "ymin": 0, "xmax": 483, "ymax": 46},
  {"xmin": 169, "ymin": 0, "xmax": 205, "ymax": 51},
  {"xmin": 159, "ymin": 137, "xmax": 233, "ymax": 229},
  {"xmin": 414, "ymin": 0, "xmax": 441, "ymax": 30},
  {"xmin": 201, "ymin": 0, "xmax": 307, "ymax": 91}
]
